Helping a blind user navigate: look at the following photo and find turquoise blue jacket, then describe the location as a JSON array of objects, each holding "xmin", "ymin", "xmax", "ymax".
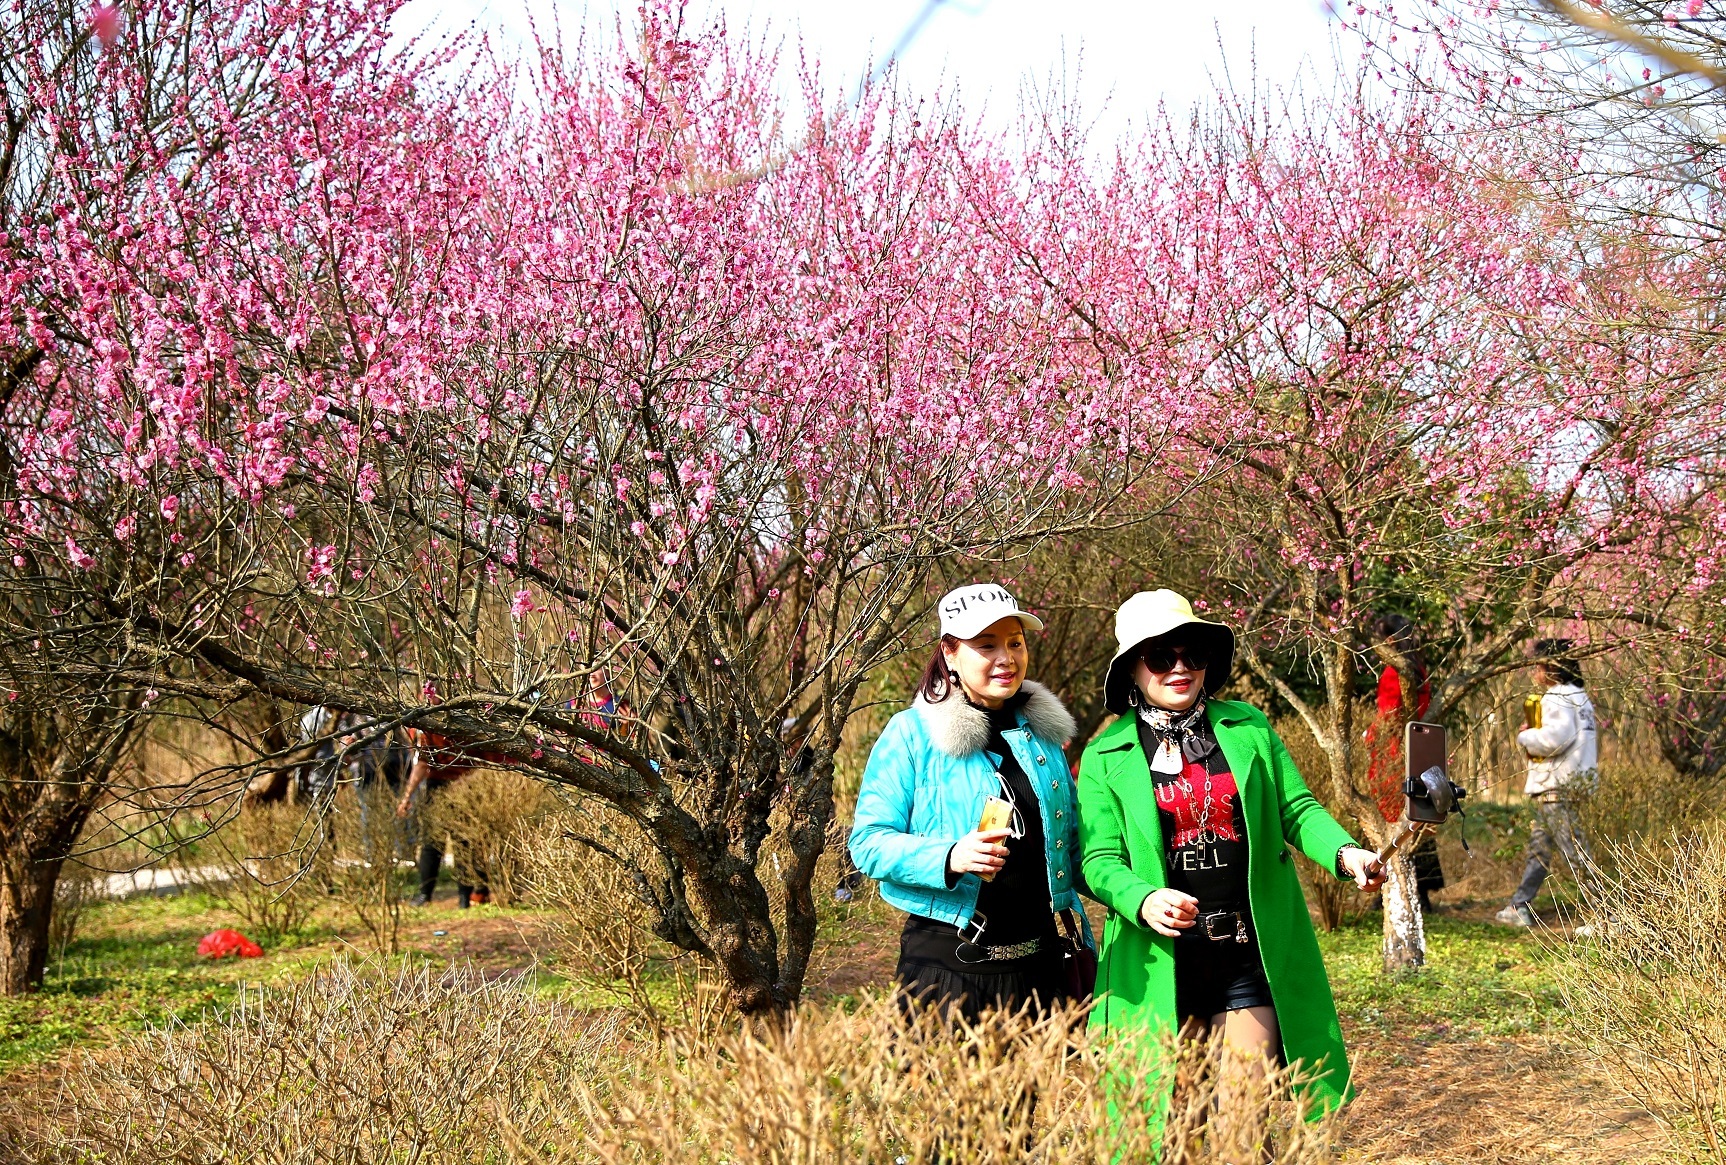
[{"xmin": 849, "ymin": 681, "xmax": 1092, "ymax": 941}]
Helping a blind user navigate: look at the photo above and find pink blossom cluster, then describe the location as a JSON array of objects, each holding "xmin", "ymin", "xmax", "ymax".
[
  {"xmin": 2, "ymin": 0, "xmax": 1721, "ymax": 693},
  {"xmin": 3, "ymin": 2, "xmax": 1125, "ymax": 601}
]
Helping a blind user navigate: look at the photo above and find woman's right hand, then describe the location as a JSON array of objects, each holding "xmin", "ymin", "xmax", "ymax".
[
  {"xmin": 1139, "ymin": 888, "xmax": 1199, "ymax": 937},
  {"xmin": 948, "ymin": 829, "xmax": 1012, "ymax": 878}
]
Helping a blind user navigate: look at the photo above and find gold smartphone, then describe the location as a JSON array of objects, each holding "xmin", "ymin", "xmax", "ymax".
[
  {"xmin": 976, "ymin": 796, "xmax": 1013, "ymax": 882},
  {"xmin": 1523, "ymin": 694, "xmax": 1543, "ymax": 730}
]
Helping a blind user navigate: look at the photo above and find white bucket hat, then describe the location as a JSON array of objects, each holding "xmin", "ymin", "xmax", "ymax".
[
  {"xmin": 936, "ymin": 583, "xmax": 1044, "ymax": 640},
  {"xmin": 1103, "ymin": 589, "xmax": 1235, "ymax": 713}
]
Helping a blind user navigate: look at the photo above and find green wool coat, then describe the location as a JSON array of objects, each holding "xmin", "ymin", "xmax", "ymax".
[{"xmin": 1078, "ymin": 699, "xmax": 1359, "ymax": 1115}]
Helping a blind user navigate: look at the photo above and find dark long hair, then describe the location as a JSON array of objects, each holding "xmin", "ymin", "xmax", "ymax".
[
  {"xmin": 1374, "ymin": 612, "xmax": 1428, "ymax": 688},
  {"xmin": 916, "ymin": 636, "xmax": 961, "ymax": 703},
  {"xmin": 1533, "ymin": 639, "xmax": 1585, "ymax": 687}
]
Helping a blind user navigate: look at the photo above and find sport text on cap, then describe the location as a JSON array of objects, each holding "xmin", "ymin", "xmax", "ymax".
[{"xmin": 937, "ymin": 583, "xmax": 1044, "ymax": 640}]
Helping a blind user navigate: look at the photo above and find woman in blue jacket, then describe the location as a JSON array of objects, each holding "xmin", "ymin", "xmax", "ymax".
[{"xmin": 850, "ymin": 583, "xmax": 1090, "ymax": 1021}]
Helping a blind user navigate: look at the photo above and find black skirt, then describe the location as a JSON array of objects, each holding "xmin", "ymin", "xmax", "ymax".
[{"xmin": 895, "ymin": 916, "xmax": 1071, "ymax": 1025}]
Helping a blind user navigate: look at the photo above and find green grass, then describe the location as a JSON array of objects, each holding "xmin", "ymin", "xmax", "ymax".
[
  {"xmin": 0, "ymin": 891, "xmax": 341, "ymax": 1071},
  {"xmin": 5, "ymin": 877, "xmax": 1570, "ymax": 1075},
  {"xmin": 1, "ymin": 880, "xmax": 607, "ymax": 1074},
  {"xmin": 1320, "ymin": 913, "xmax": 1566, "ymax": 1040}
]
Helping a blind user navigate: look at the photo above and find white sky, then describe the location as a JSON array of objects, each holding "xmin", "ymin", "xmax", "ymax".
[{"xmin": 403, "ymin": 0, "xmax": 1367, "ymax": 142}]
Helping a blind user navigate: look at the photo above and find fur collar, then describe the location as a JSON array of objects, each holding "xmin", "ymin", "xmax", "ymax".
[{"xmin": 911, "ymin": 680, "xmax": 1077, "ymax": 759}]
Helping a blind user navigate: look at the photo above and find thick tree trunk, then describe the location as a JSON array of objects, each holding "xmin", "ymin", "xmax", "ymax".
[
  {"xmin": 692, "ymin": 859, "xmax": 792, "ymax": 1015},
  {"xmin": 1380, "ymin": 850, "xmax": 1426, "ymax": 972},
  {"xmin": 0, "ymin": 700, "xmax": 140, "ymax": 995},
  {"xmin": 674, "ymin": 801, "xmax": 832, "ymax": 1016},
  {"xmin": 654, "ymin": 740, "xmax": 837, "ymax": 1017},
  {"xmin": 775, "ymin": 752, "xmax": 836, "ymax": 1007},
  {"xmin": 0, "ymin": 851, "xmax": 64, "ymax": 994}
]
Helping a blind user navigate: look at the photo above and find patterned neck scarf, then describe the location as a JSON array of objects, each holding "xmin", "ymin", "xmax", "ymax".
[{"xmin": 1136, "ymin": 696, "xmax": 1217, "ymax": 774}]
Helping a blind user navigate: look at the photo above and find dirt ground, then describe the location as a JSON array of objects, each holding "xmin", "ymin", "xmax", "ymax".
[
  {"xmin": 1337, "ymin": 1031, "xmax": 1664, "ymax": 1164},
  {"xmin": 395, "ymin": 906, "xmax": 551, "ymax": 975}
]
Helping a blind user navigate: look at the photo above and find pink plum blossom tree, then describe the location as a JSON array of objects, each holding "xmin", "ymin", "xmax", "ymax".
[
  {"xmin": 5, "ymin": 3, "xmax": 1159, "ymax": 1010},
  {"xmin": 0, "ymin": 0, "xmax": 436, "ymax": 993},
  {"xmin": 15, "ymin": 0, "xmax": 1723, "ymax": 1003},
  {"xmin": 1353, "ymin": 0, "xmax": 1726, "ymax": 786}
]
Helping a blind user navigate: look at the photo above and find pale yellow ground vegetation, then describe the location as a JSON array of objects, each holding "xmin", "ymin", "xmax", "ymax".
[
  {"xmin": 15, "ymin": 683, "xmax": 1718, "ymax": 1165},
  {"xmin": 24, "ymin": 960, "xmax": 1337, "ymax": 1164},
  {"xmin": 1555, "ymin": 819, "xmax": 1726, "ymax": 1164}
]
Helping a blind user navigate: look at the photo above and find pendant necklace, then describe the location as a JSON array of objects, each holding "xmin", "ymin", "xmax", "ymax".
[
  {"xmin": 1151, "ymin": 737, "xmax": 1183, "ymax": 775},
  {"xmin": 1198, "ymin": 760, "xmax": 1219, "ymax": 843}
]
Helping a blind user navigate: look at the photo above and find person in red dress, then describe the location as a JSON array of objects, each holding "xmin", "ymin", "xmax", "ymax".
[{"xmin": 1364, "ymin": 614, "xmax": 1444, "ymax": 911}]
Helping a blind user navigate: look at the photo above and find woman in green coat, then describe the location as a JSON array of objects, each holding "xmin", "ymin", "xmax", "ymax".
[{"xmin": 1078, "ymin": 589, "xmax": 1385, "ymax": 1115}]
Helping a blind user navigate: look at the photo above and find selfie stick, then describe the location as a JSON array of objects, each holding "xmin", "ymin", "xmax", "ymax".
[{"xmin": 1374, "ymin": 820, "xmax": 1436, "ymax": 866}]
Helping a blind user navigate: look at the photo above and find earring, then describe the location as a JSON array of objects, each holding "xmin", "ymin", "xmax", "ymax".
[
  {"xmin": 947, "ymin": 669, "xmax": 961, "ymax": 685},
  {"xmin": 1127, "ymin": 687, "xmax": 1140, "ymax": 708}
]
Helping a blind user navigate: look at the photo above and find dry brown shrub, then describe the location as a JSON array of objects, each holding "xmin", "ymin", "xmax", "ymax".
[
  {"xmin": 558, "ymin": 993, "xmax": 1337, "ymax": 1164},
  {"xmin": 422, "ymin": 767, "xmax": 554, "ymax": 906},
  {"xmin": 31, "ymin": 962, "xmax": 619, "ymax": 1165},
  {"xmin": 177, "ymin": 801, "xmax": 325, "ymax": 942},
  {"xmin": 328, "ymin": 782, "xmax": 410, "ymax": 954},
  {"xmin": 21, "ymin": 964, "xmax": 1336, "ymax": 1165},
  {"xmin": 1557, "ymin": 819, "xmax": 1726, "ymax": 1163},
  {"xmin": 1577, "ymin": 752, "xmax": 1719, "ymax": 867},
  {"xmin": 521, "ymin": 802, "xmax": 718, "ymax": 1039}
]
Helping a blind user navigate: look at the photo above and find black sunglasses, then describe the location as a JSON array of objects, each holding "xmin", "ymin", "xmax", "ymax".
[{"xmin": 1138, "ymin": 643, "xmax": 1210, "ymax": 673}]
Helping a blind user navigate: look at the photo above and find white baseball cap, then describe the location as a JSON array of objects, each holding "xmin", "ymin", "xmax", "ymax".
[{"xmin": 937, "ymin": 583, "xmax": 1045, "ymax": 640}]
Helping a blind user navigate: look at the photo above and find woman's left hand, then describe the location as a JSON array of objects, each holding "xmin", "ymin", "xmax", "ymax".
[{"xmin": 1339, "ymin": 846, "xmax": 1388, "ymax": 891}]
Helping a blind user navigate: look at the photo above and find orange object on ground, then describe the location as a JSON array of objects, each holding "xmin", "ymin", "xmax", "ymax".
[{"xmin": 197, "ymin": 929, "xmax": 263, "ymax": 959}]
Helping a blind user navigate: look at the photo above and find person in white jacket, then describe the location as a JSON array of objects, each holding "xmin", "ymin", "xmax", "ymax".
[{"xmin": 1496, "ymin": 640, "xmax": 1598, "ymax": 927}]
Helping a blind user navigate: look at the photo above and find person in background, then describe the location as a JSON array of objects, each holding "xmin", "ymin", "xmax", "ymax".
[
  {"xmin": 346, "ymin": 715, "xmax": 414, "ymax": 853},
  {"xmin": 1364, "ymin": 614, "xmax": 1444, "ymax": 912},
  {"xmin": 849, "ymin": 582, "xmax": 1090, "ymax": 1023},
  {"xmin": 1496, "ymin": 639, "xmax": 1598, "ymax": 927},
  {"xmin": 573, "ymin": 676, "xmax": 623, "ymax": 735},
  {"xmin": 398, "ymin": 729, "xmax": 490, "ymax": 909},
  {"xmin": 294, "ymin": 705, "xmax": 342, "ymax": 804},
  {"xmin": 570, "ymin": 674, "xmax": 643, "ymax": 765}
]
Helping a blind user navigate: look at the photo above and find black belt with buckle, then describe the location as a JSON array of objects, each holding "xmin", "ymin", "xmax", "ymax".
[
  {"xmin": 1193, "ymin": 910, "xmax": 1250, "ymax": 944},
  {"xmin": 956, "ymin": 936, "xmax": 1044, "ymax": 963},
  {"xmin": 952, "ymin": 911, "xmax": 1045, "ymax": 963}
]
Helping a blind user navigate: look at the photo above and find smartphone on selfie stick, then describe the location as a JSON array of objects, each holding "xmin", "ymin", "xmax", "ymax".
[{"xmin": 1374, "ymin": 721, "xmax": 1466, "ymax": 865}]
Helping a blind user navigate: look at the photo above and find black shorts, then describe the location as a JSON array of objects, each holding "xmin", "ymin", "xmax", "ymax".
[{"xmin": 1174, "ymin": 933, "xmax": 1274, "ymax": 1021}]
